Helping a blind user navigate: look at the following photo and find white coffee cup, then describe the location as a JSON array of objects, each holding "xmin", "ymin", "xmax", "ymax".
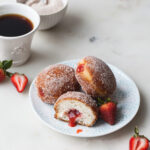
[{"xmin": 0, "ymin": 2, "xmax": 40, "ymax": 66}]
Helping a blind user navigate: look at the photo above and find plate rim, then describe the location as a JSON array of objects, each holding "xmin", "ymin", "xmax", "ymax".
[{"xmin": 29, "ymin": 59, "xmax": 140, "ymax": 137}]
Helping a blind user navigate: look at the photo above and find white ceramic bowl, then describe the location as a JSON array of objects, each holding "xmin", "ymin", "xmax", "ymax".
[
  {"xmin": 17, "ymin": 0, "xmax": 68, "ymax": 30},
  {"xmin": 0, "ymin": 2, "xmax": 40, "ymax": 66},
  {"xmin": 39, "ymin": 0, "xmax": 68, "ymax": 30},
  {"xmin": 28, "ymin": 0, "xmax": 68, "ymax": 30}
]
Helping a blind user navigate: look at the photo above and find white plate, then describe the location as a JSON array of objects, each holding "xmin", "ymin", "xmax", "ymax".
[{"xmin": 29, "ymin": 59, "xmax": 140, "ymax": 137}]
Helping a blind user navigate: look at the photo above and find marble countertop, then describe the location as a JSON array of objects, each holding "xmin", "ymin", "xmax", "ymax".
[{"xmin": 0, "ymin": 0, "xmax": 150, "ymax": 149}]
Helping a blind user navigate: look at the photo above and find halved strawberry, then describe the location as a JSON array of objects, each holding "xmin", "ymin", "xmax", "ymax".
[
  {"xmin": 99, "ymin": 98, "xmax": 117, "ymax": 125},
  {"xmin": 11, "ymin": 73, "xmax": 28, "ymax": 93},
  {"xmin": 0, "ymin": 68, "xmax": 5, "ymax": 82},
  {"xmin": 129, "ymin": 127, "xmax": 149, "ymax": 150}
]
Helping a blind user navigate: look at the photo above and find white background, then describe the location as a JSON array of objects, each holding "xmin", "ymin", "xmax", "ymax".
[{"xmin": 0, "ymin": 0, "xmax": 150, "ymax": 149}]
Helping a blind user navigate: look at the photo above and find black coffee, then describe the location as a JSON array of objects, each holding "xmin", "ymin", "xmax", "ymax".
[{"xmin": 0, "ymin": 14, "xmax": 33, "ymax": 37}]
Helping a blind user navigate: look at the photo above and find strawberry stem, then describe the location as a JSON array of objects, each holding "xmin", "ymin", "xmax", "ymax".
[
  {"xmin": 134, "ymin": 127, "xmax": 139, "ymax": 137},
  {"xmin": 97, "ymin": 97, "xmax": 104, "ymax": 105},
  {"xmin": 107, "ymin": 97, "xmax": 111, "ymax": 102},
  {"xmin": 134, "ymin": 127, "xmax": 150, "ymax": 141},
  {"xmin": 5, "ymin": 71, "xmax": 13, "ymax": 78}
]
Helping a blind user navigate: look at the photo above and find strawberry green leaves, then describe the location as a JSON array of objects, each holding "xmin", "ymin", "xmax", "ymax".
[{"xmin": 0, "ymin": 60, "xmax": 12, "ymax": 70}]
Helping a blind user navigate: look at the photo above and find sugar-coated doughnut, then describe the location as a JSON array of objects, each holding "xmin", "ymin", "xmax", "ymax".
[
  {"xmin": 75, "ymin": 56, "xmax": 116, "ymax": 98},
  {"xmin": 36, "ymin": 64, "xmax": 79, "ymax": 104},
  {"xmin": 54, "ymin": 91, "xmax": 98, "ymax": 127}
]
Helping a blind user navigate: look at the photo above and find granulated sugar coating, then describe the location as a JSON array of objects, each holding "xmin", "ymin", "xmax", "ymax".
[
  {"xmin": 25, "ymin": 0, "xmax": 65, "ymax": 15},
  {"xmin": 36, "ymin": 64, "xmax": 79, "ymax": 104},
  {"xmin": 57, "ymin": 91, "xmax": 97, "ymax": 108}
]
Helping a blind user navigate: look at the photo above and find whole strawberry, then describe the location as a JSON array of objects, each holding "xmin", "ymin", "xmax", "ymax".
[
  {"xmin": 0, "ymin": 68, "xmax": 5, "ymax": 82},
  {"xmin": 129, "ymin": 127, "xmax": 149, "ymax": 150},
  {"xmin": 98, "ymin": 98, "xmax": 117, "ymax": 125},
  {"xmin": 0, "ymin": 60, "xmax": 12, "ymax": 82}
]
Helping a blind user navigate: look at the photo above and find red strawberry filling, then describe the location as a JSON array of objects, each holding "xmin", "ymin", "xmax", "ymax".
[
  {"xmin": 76, "ymin": 129, "xmax": 83, "ymax": 134},
  {"xmin": 67, "ymin": 109, "xmax": 81, "ymax": 127},
  {"xmin": 38, "ymin": 87, "xmax": 45, "ymax": 97},
  {"xmin": 76, "ymin": 64, "xmax": 84, "ymax": 73}
]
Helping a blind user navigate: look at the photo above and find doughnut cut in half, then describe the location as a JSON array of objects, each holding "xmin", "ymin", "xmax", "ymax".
[
  {"xmin": 54, "ymin": 92, "xmax": 98, "ymax": 127},
  {"xmin": 75, "ymin": 56, "xmax": 116, "ymax": 98},
  {"xmin": 36, "ymin": 64, "xmax": 79, "ymax": 104}
]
